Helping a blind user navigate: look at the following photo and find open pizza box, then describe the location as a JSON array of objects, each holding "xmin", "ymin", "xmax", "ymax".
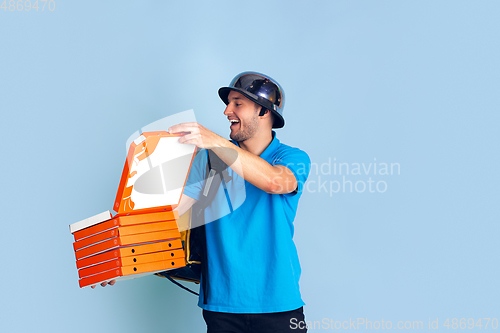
[{"xmin": 69, "ymin": 131, "xmax": 197, "ymax": 288}]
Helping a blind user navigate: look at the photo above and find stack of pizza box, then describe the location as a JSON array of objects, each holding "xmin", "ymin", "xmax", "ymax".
[{"xmin": 69, "ymin": 131, "xmax": 197, "ymax": 288}]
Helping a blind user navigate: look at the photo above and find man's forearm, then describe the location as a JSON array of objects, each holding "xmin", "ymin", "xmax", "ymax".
[
  {"xmin": 211, "ymin": 140, "xmax": 297, "ymax": 194},
  {"xmin": 167, "ymin": 122, "xmax": 297, "ymax": 194},
  {"xmin": 176, "ymin": 194, "xmax": 197, "ymax": 217}
]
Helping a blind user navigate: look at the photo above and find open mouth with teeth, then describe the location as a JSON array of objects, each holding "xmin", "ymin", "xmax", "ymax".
[{"xmin": 229, "ymin": 119, "xmax": 240, "ymax": 129}]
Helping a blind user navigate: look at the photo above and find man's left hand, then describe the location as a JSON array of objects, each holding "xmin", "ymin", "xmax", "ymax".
[{"xmin": 168, "ymin": 122, "xmax": 225, "ymax": 149}]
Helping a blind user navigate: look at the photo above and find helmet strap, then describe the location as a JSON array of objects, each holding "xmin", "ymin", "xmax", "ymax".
[{"xmin": 259, "ymin": 107, "xmax": 267, "ymax": 117}]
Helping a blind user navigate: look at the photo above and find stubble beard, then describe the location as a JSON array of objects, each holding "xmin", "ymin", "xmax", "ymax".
[{"xmin": 230, "ymin": 112, "xmax": 259, "ymax": 142}]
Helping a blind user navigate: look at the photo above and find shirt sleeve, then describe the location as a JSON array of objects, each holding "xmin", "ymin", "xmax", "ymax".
[
  {"xmin": 182, "ymin": 149, "xmax": 208, "ymax": 201},
  {"xmin": 272, "ymin": 147, "xmax": 311, "ymax": 196}
]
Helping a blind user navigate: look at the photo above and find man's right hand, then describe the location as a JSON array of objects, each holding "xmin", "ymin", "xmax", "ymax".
[{"xmin": 91, "ymin": 279, "xmax": 116, "ymax": 289}]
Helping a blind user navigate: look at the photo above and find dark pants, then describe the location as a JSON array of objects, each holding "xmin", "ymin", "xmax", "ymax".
[{"xmin": 202, "ymin": 307, "xmax": 307, "ymax": 333}]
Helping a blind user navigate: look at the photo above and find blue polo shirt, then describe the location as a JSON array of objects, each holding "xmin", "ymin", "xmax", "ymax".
[{"xmin": 182, "ymin": 131, "xmax": 311, "ymax": 313}]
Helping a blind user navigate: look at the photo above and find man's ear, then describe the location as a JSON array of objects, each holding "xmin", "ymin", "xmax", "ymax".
[{"xmin": 259, "ymin": 107, "xmax": 268, "ymax": 117}]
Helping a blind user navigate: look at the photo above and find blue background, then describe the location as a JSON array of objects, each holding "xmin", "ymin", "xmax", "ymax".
[{"xmin": 1, "ymin": 1, "xmax": 499, "ymax": 332}]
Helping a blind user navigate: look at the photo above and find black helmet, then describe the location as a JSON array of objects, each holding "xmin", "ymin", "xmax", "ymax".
[{"xmin": 218, "ymin": 71, "xmax": 285, "ymax": 128}]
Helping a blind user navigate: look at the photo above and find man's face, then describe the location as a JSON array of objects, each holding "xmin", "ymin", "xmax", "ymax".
[{"xmin": 224, "ymin": 90, "xmax": 260, "ymax": 142}]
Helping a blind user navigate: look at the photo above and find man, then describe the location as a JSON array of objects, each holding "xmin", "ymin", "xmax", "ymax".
[
  {"xmin": 97, "ymin": 72, "xmax": 310, "ymax": 332},
  {"xmin": 169, "ymin": 72, "xmax": 311, "ymax": 333}
]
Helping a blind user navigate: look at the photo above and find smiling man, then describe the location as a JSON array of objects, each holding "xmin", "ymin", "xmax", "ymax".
[
  {"xmin": 93, "ymin": 73, "xmax": 309, "ymax": 332},
  {"xmin": 167, "ymin": 72, "xmax": 311, "ymax": 332}
]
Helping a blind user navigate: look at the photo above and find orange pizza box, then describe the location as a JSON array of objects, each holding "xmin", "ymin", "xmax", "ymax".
[
  {"xmin": 78, "ymin": 258, "xmax": 186, "ymax": 288},
  {"xmin": 70, "ymin": 211, "xmax": 113, "ymax": 234},
  {"xmin": 70, "ymin": 131, "xmax": 197, "ymax": 288},
  {"xmin": 78, "ymin": 249, "xmax": 185, "ymax": 278},
  {"xmin": 113, "ymin": 131, "xmax": 197, "ymax": 216},
  {"xmin": 74, "ymin": 230, "xmax": 181, "ymax": 260},
  {"xmin": 73, "ymin": 211, "xmax": 179, "ymax": 241},
  {"xmin": 76, "ymin": 239, "xmax": 183, "ymax": 269},
  {"xmin": 73, "ymin": 220, "xmax": 180, "ymax": 251}
]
